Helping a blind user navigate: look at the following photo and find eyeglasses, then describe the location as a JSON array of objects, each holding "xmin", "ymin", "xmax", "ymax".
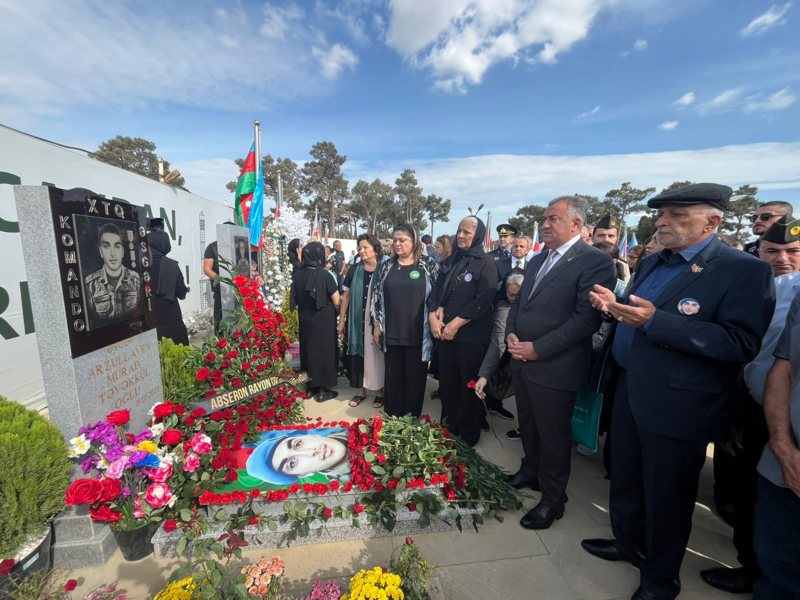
[{"xmin": 749, "ymin": 213, "xmax": 779, "ymax": 223}]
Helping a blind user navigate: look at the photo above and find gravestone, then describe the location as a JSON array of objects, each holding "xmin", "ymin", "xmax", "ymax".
[
  {"xmin": 216, "ymin": 223, "xmax": 256, "ymax": 319},
  {"xmin": 15, "ymin": 186, "xmax": 164, "ymax": 567}
]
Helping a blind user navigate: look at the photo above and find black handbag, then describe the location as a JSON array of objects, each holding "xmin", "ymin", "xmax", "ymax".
[{"xmin": 486, "ymin": 350, "xmax": 514, "ymax": 400}]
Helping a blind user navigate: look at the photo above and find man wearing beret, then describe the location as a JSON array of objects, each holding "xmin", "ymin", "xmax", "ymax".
[
  {"xmin": 744, "ymin": 201, "xmax": 794, "ymax": 256},
  {"xmin": 488, "ymin": 223, "xmax": 517, "ymax": 285},
  {"xmin": 581, "ymin": 183, "xmax": 776, "ymax": 600},
  {"xmin": 592, "ymin": 215, "xmax": 619, "ymax": 245},
  {"xmin": 700, "ymin": 214, "xmax": 800, "ymax": 594}
]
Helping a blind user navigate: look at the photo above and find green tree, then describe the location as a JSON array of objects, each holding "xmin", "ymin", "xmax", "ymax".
[
  {"xmin": 509, "ymin": 204, "xmax": 546, "ymax": 237},
  {"xmin": 300, "ymin": 142, "xmax": 349, "ymax": 240},
  {"xmin": 95, "ymin": 136, "xmax": 185, "ymax": 186},
  {"xmin": 423, "ymin": 194, "xmax": 451, "ymax": 237},
  {"xmin": 574, "ymin": 194, "xmax": 612, "ymax": 227},
  {"xmin": 721, "ymin": 185, "xmax": 759, "ymax": 239},
  {"xmin": 603, "ymin": 182, "xmax": 656, "ymax": 227},
  {"xmin": 349, "ymin": 179, "xmax": 397, "ymax": 235},
  {"xmin": 395, "ymin": 169, "xmax": 424, "ymax": 226}
]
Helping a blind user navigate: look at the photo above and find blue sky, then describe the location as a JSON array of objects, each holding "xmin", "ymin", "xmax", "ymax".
[{"xmin": 1, "ymin": 0, "xmax": 799, "ymax": 226}]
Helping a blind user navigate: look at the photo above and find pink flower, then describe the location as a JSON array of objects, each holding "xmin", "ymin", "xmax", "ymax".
[
  {"xmin": 146, "ymin": 462, "xmax": 173, "ymax": 483},
  {"xmin": 190, "ymin": 432, "xmax": 213, "ymax": 455},
  {"xmin": 183, "ymin": 453, "xmax": 201, "ymax": 473},
  {"xmin": 133, "ymin": 496, "xmax": 146, "ymax": 518},
  {"xmin": 105, "ymin": 456, "xmax": 129, "ymax": 480},
  {"xmin": 145, "ymin": 482, "xmax": 173, "ymax": 509}
]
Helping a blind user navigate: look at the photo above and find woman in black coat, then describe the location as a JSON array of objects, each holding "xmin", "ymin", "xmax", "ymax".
[
  {"xmin": 147, "ymin": 229, "xmax": 189, "ymax": 345},
  {"xmin": 288, "ymin": 238, "xmax": 303, "ymax": 275},
  {"xmin": 291, "ymin": 242, "xmax": 341, "ymax": 402},
  {"xmin": 428, "ymin": 216, "xmax": 498, "ymax": 446}
]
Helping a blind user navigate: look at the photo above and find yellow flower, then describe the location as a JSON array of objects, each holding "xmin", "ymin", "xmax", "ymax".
[
  {"xmin": 138, "ymin": 440, "xmax": 159, "ymax": 454},
  {"xmin": 153, "ymin": 577, "xmax": 196, "ymax": 600}
]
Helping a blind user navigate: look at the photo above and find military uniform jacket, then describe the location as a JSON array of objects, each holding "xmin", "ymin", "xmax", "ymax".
[
  {"xmin": 85, "ymin": 266, "xmax": 142, "ymax": 321},
  {"xmin": 487, "ymin": 248, "xmax": 512, "ymax": 283}
]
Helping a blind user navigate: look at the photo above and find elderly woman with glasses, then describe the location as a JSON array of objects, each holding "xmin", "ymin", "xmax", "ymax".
[{"xmin": 371, "ymin": 224, "xmax": 439, "ymax": 417}]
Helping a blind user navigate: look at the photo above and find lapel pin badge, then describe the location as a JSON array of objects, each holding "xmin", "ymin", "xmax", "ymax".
[{"xmin": 691, "ymin": 264, "xmax": 703, "ymax": 273}]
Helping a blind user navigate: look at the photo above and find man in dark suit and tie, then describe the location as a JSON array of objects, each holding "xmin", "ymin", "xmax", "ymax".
[
  {"xmin": 505, "ymin": 195, "xmax": 616, "ymax": 529},
  {"xmin": 581, "ymin": 183, "xmax": 776, "ymax": 600}
]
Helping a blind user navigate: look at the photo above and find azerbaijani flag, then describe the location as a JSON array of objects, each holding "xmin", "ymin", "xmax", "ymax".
[
  {"xmin": 275, "ymin": 187, "xmax": 281, "ymax": 219},
  {"xmin": 311, "ymin": 209, "xmax": 321, "ymax": 238},
  {"xmin": 629, "ymin": 233, "xmax": 638, "ymax": 249},
  {"xmin": 618, "ymin": 230, "xmax": 628, "ymax": 259},
  {"xmin": 233, "ymin": 143, "xmax": 265, "ymax": 247},
  {"xmin": 532, "ymin": 221, "xmax": 541, "ymax": 253}
]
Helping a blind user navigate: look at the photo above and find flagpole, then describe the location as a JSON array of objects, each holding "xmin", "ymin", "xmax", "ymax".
[{"xmin": 277, "ymin": 171, "xmax": 282, "ymax": 221}]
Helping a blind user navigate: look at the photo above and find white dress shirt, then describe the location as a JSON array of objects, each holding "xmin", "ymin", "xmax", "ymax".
[
  {"xmin": 533, "ymin": 234, "xmax": 582, "ymax": 280},
  {"xmin": 511, "ymin": 250, "xmax": 535, "ymax": 270}
]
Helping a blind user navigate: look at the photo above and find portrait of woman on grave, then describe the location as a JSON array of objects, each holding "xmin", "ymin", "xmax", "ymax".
[{"xmin": 227, "ymin": 428, "xmax": 352, "ymax": 491}]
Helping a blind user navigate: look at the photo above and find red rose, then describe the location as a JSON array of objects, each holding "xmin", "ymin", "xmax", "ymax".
[
  {"xmin": 175, "ymin": 404, "xmax": 187, "ymax": 415},
  {"xmin": 224, "ymin": 470, "xmax": 238, "ymax": 483},
  {"xmin": 106, "ymin": 410, "xmax": 130, "ymax": 426},
  {"xmin": 343, "ymin": 481, "xmax": 353, "ymax": 492},
  {"xmin": 467, "ymin": 380, "xmax": 476, "ymax": 389},
  {"xmin": 377, "ymin": 454, "xmax": 386, "ymax": 464},
  {"xmin": 185, "ymin": 416, "xmax": 197, "ymax": 427},
  {"xmin": 0, "ymin": 559, "xmax": 15, "ymax": 575},
  {"xmin": 219, "ymin": 448, "xmax": 231, "ymax": 460},
  {"xmin": 216, "ymin": 339, "xmax": 228, "ymax": 349},
  {"xmin": 232, "ymin": 378, "xmax": 242, "ymax": 388},
  {"xmin": 211, "ymin": 458, "xmax": 223, "ymax": 469},
  {"xmin": 211, "ymin": 378, "xmax": 224, "ymax": 388},
  {"xmin": 289, "ymin": 483, "xmax": 300, "ymax": 494},
  {"xmin": 153, "ymin": 402, "xmax": 174, "ymax": 418},
  {"xmin": 247, "ymin": 331, "xmax": 257, "ymax": 339},
  {"xmin": 241, "ymin": 362, "xmax": 251, "ymax": 371},
  {"xmin": 163, "ymin": 520, "xmax": 178, "ymax": 533},
  {"xmin": 66, "ymin": 478, "xmax": 103, "ymax": 505},
  {"xmin": 251, "ymin": 489, "xmax": 261, "ymax": 499},
  {"xmin": 204, "ymin": 352, "xmax": 216, "ymax": 363},
  {"xmin": 89, "ymin": 503, "xmax": 121, "ymax": 522},
  {"xmin": 64, "ymin": 579, "xmax": 78, "ymax": 592},
  {"xmin": 248, "ymin": 516, "xmax": 260, "ymax": 526},
  {"xmin": 233, "ymin": 275, "xmax": 248, "ymax": 286},
  {"xmin": 407, "ymin": 504, "xmax": 416, "ymax": 512},
  {"xmin": 233, "ymin": 331, "xmax": 244, "ymax": 339},
  {"xmin": 221, "ymin": 360, "xmax": 232, "ymax": 368},
  {"xmin": 192, "ymin": 407, "xmax": 206, "ymax": 418},
  {"xmin": 323, "ymin": 507, "xmax": 333, "ymax": 519},
  {"xmin": 243, "ymin": 298, "xmax": 256, "ymax": 312},
  {"xmin": 196, "ymin": 367, "xmax": 210, "ymax": 382},
  {"xmin": 98, "ymin": 478, "xmax": 121, "ymax": 502},
  {"xmin": 302, "ymin": 483, "xmax": 314, "ymax": 493},
  {"xmin": 225, "ymin": 350, "xmax": 239, "ymax": 359},
  {"xmin": 162, "ymin": 429, "xmax": 183, "ymax": 445},
  {"xmin": 353, "ymin": 503, "xmax": 365, "ymax": 515},
  {"xmin": 405, "ymin": 536, "xmax": 414, "ymax": 545},
  {"xmin": 125, "ymin": 433, "xmax": 136, "ymax": 444}
]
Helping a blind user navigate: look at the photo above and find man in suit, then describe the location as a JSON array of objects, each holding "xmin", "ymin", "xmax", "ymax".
[
  {"xmin": 505, "ymin": 195, "xmax": 616, "ymax": 529},
  {"xmin": 510, "ymin": 236, "xmax": 534, "ymax": 270},
  {"xmin": 581, "ymin": 183, "xmax": 775, "ymax": 600}
]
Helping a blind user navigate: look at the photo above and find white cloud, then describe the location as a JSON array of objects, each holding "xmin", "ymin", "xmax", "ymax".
[
  {"xmin": 673, "ymin": 92, "xmax": 695, "ymax": 106},
  {"xmin": 260, "ymin": 3, "xmax": 305, "ymax": 40},
  {"xmin": 705, "ymin": 88, "xmax": 744, "ymax": 109},
  {"xmin": 634, "ymin": 39, "xmax": 648, "ymax": 50},
  {"xmin": 577, "ymin": 105, "xmax": 601, "ymax": 118},
  {"xmin": 0, "ymin": 0, "xmax": 335, "ymax": 115},
  {"xmin": 312, "ymin": 44, "xmax": 359, "ymax": 80},
  {"xmin": 171, "ymin": 158, "xmax": 242, "ymax": 204},
  {"xmin": 741, "ymin": 3, "xmax": 793, "ymax": 38},
  {"xmin": 744, "ymin": 87, "xmax": 797, "ymax": 112},
  {"xmin": 621, "ymin": 50, "xmax": 630, "ymax": 57},
  {"xmin": 315, "ymin": 2, "xmax": 370, "ymax": 45},
  {"xmin": 658, "ymin": 120, "xmax": 679, "ymax": 130},
  {"xmin": 385, "ymin": 0, "xmax": 605, "ymax": 92}
]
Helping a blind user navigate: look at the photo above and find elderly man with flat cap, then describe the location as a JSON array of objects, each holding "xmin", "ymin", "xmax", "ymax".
[{"xmin": 581, "ymin": 183, "xmax": 775, "ymax": 600}]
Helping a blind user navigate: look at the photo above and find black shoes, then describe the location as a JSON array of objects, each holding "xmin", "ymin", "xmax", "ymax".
[
  {"xmin": 520, "ymin": 502, "xmax": 564, "ymax": 530},
  {"xmin": 490, "ymin": 406, "xmax": 514, "ymax": 420},
  {"xmin": 700, "ymin": 567, "xmax": 755, "ymax": 594},
  {"xmin": 314, "ymin": 389, "xmax": 339, "ymax": 403},
  {"xmin": 506, "ymin": 428, "xmax": 521, "ymax": 440},
  {"xmin": 580, "ymin": 539, "xmax": 640, "ymax": 567},
  {"xmin": 506, "ymin": 471, "xmax": 540, "ymax": 491},
  {"xmin": 630, "ymin": 587, "xmax": 658, "ymax": 600}
]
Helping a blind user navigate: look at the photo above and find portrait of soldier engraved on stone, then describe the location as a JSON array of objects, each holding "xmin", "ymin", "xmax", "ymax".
[
  {"xmin": 234, "ymin": 235, "xmax": 251, "ymax": 276},
  {"xmin": 74, "ymin": 215, "xmax": 144, "ymax": 331}
]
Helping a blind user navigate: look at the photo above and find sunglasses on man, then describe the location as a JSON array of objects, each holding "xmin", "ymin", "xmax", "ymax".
[{"xmin": 748, "ymin": 213, "xmax": 780, "ymax": 223}]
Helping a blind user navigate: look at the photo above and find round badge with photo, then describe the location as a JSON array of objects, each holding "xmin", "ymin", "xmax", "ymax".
[
  {"xmin": 409, "ymin": 270, "xmax": 421, "ymax": 280},
  {"xmin": 464, "ymin": 273, "xmax": 473, "ymax": 282},
  {"xmin": 677, "ymin": 298, "xmax": 700, "ymax": 316}
]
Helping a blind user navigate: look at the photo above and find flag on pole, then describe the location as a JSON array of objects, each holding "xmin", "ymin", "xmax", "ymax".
[
  {"xmin": 629, "ymin": 233, "xmax": 638, "ymax": 249},
  {"xmin": 484, "ymin": 212, "xmax": 492, "ymax": 250},
  {"xmin": 248, "ymin": 155, "xmax": 264, "ymax": 248},
  {"xmin": 311, "ymin": 209, "xmax": 321, "ymax": 238},
  {"xmin": 324, "ymin": 226, "xmax": 328, "ymax": 245},
  {"xmin": 618, "ymin": 229, "xmax": 628, "ymax": 259},
  {"xmin": 532, "ymin": 221, "xmax": 541, "ymax": 253},
  {"xmin": 275, "ymin": 186, "xmax": 281, "ymax": 220},
  {"xmin": 233, "ymin": 143, "xmax": 257, "ymax": 229}
]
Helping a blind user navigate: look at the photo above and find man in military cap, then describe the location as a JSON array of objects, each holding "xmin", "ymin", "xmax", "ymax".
[
  {"xmin": 581, "ymin": 183, "xmax": 775, "ymax": 600},
  {"xmin": 85, "ymin": 222, "xmax": 142, "ymax": 328},
  {"xmin": 488, "ymin": 223, "xmax": 517, "ymax": 283},
  {"xmin": 592, "ymin": 215, "xmax": 619, "ymax": 245},
  {"xmin": 757, "ymin": 214, "xmax": 800, "ymax": 277},
  {"xmin": 744, "ymin": 201, "xmax": 794, "ymax": 256}
]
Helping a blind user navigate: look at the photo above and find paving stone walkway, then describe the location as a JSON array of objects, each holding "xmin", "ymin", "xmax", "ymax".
[{"xmin": 66, "ymin": 376, "xmax": 748, "ymax": 599}]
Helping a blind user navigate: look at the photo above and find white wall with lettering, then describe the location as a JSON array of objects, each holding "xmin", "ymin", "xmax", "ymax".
[{"xmin": 0, "ymin": 125, "xmax": 232, "ymax": 410}]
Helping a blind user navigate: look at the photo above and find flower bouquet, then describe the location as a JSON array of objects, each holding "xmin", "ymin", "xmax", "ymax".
[{"xmin": 341, "ymin": 568, "xmax": 404, "ymax": 600}]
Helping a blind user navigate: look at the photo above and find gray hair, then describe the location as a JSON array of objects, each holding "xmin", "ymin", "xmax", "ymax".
[
  {"xmin": 518, "ymin": 236, "xmax": 533, "ymax": 246},
  {"xmin": 549, "ymin": 195, "xmax": 588, "ymax": 225},
  {"xmin": 460, "ymin": 215, "xmax": 480, "ymax": 228},
  {"xmin": 506, "ymin": 272, "xmax": 525, "ymax": 288}
]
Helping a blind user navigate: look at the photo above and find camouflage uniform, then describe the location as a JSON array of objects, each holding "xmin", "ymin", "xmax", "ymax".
[{"xmin": 85, "ymin": 267, "xmax": 142, "ymax": 321}]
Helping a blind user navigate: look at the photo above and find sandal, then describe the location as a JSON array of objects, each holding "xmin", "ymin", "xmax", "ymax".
[
  {"xmin": 349, "ymin": 395, "xmax": 367, "ymax": 407},
  {"xmin": 373, "ymin": 398, "xmax": 384, "ymax": 409}
]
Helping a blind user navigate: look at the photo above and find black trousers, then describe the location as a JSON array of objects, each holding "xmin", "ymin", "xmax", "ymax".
[
  {"xmin": 383, "ymin": 344, "xmax": 428, "ymax": 418},
  {"xmin": 512, "ymin": 367, "xmax": 577, "ymax": 508},
  {"xmin": 609, "ymin": 368, "xmax": 707, "ymax": 600},
  {"xmin": 754, "ymin": 475, "xmax": 800, "ymax": 599},
  {"xmin": 213, "ymin": 293, "xmax": 222, "ymax": 335},
  {"xmin": 438, "ymin": 340, "xmax": 488, "ymax": 446}
]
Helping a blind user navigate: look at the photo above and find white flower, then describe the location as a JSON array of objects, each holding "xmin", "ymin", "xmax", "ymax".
[
  {"xmin": 69, "ymin": 440, "xmax": 91, "ymax": 456},
  {"xmin": 149, "ymin": 423, "xmax": 165, "ymax": 437},
  {"xmin": 97, "ymin": 459, "xmax": 110, "ymax": 470},
  {"xmin": 166, "ymin": 495, "xmax": 177, "ymax": 508},
  {"xmin": 70, "ymin": 434, "xmax": 87, "ymax": 446}
]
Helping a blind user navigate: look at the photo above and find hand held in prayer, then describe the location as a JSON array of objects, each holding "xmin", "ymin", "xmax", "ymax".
[
  {"xmin": 589, "ymin": 284, "xmax": 616, "ymax": 313},
  {"xmin": 607, "ymin": 294, "xmax": 656, "ymax": 328},
  {"xmin": 474, "ymin": 377, "xmax": 488, "ymax": 400}
]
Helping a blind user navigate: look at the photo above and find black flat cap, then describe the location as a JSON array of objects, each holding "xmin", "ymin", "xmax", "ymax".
[
  {"xmin": 761, "ymin": 214, "xmax": 800, "ymax": 245},
  {"xmin": 595, "ymin": 215, "xmax": 618, "ymax": 230},
  {"xmin": 647, "ymin": 183, "xmax": 732, "ymax": 211},
  {"xmin": 496, "ymin": 224, "xmax": 518, "ymax": 236}
]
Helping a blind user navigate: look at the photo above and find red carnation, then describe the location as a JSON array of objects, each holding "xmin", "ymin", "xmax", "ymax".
[
  {"xmin": 89, "ymin": 503, "xmax": 122, "ymax": 522},
  {"xmin": 0, "ymin": 559, "xmax": 15, "ymax": 576},
  {"xmin": 224, "ymin": 470, "xmax": 239, "ymax": 483},
  {"xmin": 192, "ymin": 407, "xmax": 206, "ymax": 418},
  {"xmin": 221, "ymin": 360, "xmax": 232, "ymax": 368},
  {"xmin": 233, "ymin": 275, "xmax": 248, "ymax": 286},
  {"xmin": 196, "ymin": 367, "xmax": 210, "ymax": 382},
  {"xmin": 204, "ymin": 352, "xmax": 216, "ymax": 363},
  {"xmin": 175, "ymin": 404, "xmax": 187, "ymax": 415},
  {"xmin": 184, "ymin": 416, "xmax": 196, "ymax": 427},
  {"xmin": 216, "ymin": 339, "xmax": 228, "ymax": 349},
  {"xmin": 66, "ymin": 478, "xmax": 103, "ymax": 505},
  {"xmin": 467, "ymin": 380, "xmax": 476, "ymax": 389},
  {"xmin": 377, "ymin": 454, "xmax": 386, "ymax": 464},
  {"xmin": 98, "ymin": 478, "xmax": 121, "ymax": 502},
  {"xmin": 248, "ymin": 516, "xmax": 260, "ymax": 526},
  {"xmin": 153, "ymin": 402, "xmax": 174, "ymax": 418},
  {"xmin": 243, "ymin": 297, "xmax": 256, "ymax": 312},
  {"xmin": 353, "ymin": 503, "xmax": 365, "ymax": 515},
  {"xmin": 247, "ymin": 331, "xmax": 257, "ymax": 339},
  {"xmin": 211, "ymin": 377, "xmax": 224, "ymax": 388},
  {"xmin": 241, "ymin": 362, "xmax": 251, "ymax": 371},
  {"xmin": 233, "ymin": 332, "xmax": 244, "ymax": 339},
  {"xmin": 64, "ymin": 579, "xmax": 78, "ymax": 592},
  {"xmin": 289, "ymin": 483, "xmax": 300, "ymax": 494},
  {"xmin": 323, "ymin": 507, "xmax": 333, "ymax": 519},
  {"xmin": 106, "ymin": 410, "xmax": 130, "ymax": 426},
  {"xmin": 163, "ymin": 520, "xmax": 178, "ymax": 533},
  {"xmin": 162, "ymin": 429, "xmax": 183, "ymax": 445},
  {"xmin": 225, "ymin": 350, "xmax": 239, "ymax": 359},
  {"xmin": 238, "ymin": 286, "xmax": 251, "ymax": 297}
]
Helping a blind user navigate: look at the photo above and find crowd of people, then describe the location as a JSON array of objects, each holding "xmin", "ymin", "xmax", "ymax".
[{"xmin": 234, "ymin": 184, "xmax": 798, "ymax": 600}]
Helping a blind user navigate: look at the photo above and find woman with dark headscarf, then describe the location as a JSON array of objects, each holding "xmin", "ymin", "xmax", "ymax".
[
  {"xmin": 288, "ymin": 238, "xmax": 303, "ymax": 275},
  {"xmin": 147, "ymin": 228, "xmax": 189, "ymax": 345},
  {"xmin": 290, "ymin": 241, "xmax": 341, "ymax": 402},
  {"xmin": 428, "ymin": 216, "xmax": 498, "ymax": 446},
  {"xmin": 371, "ymin": 224, "xmax": 439, "ymax": 417}
]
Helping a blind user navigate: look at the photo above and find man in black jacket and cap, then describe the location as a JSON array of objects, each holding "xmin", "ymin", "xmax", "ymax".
[
  {"xmin": 488, "ymin": 224, "xmax": 516, "ymax": 283},
  {"xmin": 592, "ymin": 215, "xmax": 619, "ymax": 245},
  {"xmin": 581, "ymin": 183, "xmax": 775, "ymax": 600}
]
